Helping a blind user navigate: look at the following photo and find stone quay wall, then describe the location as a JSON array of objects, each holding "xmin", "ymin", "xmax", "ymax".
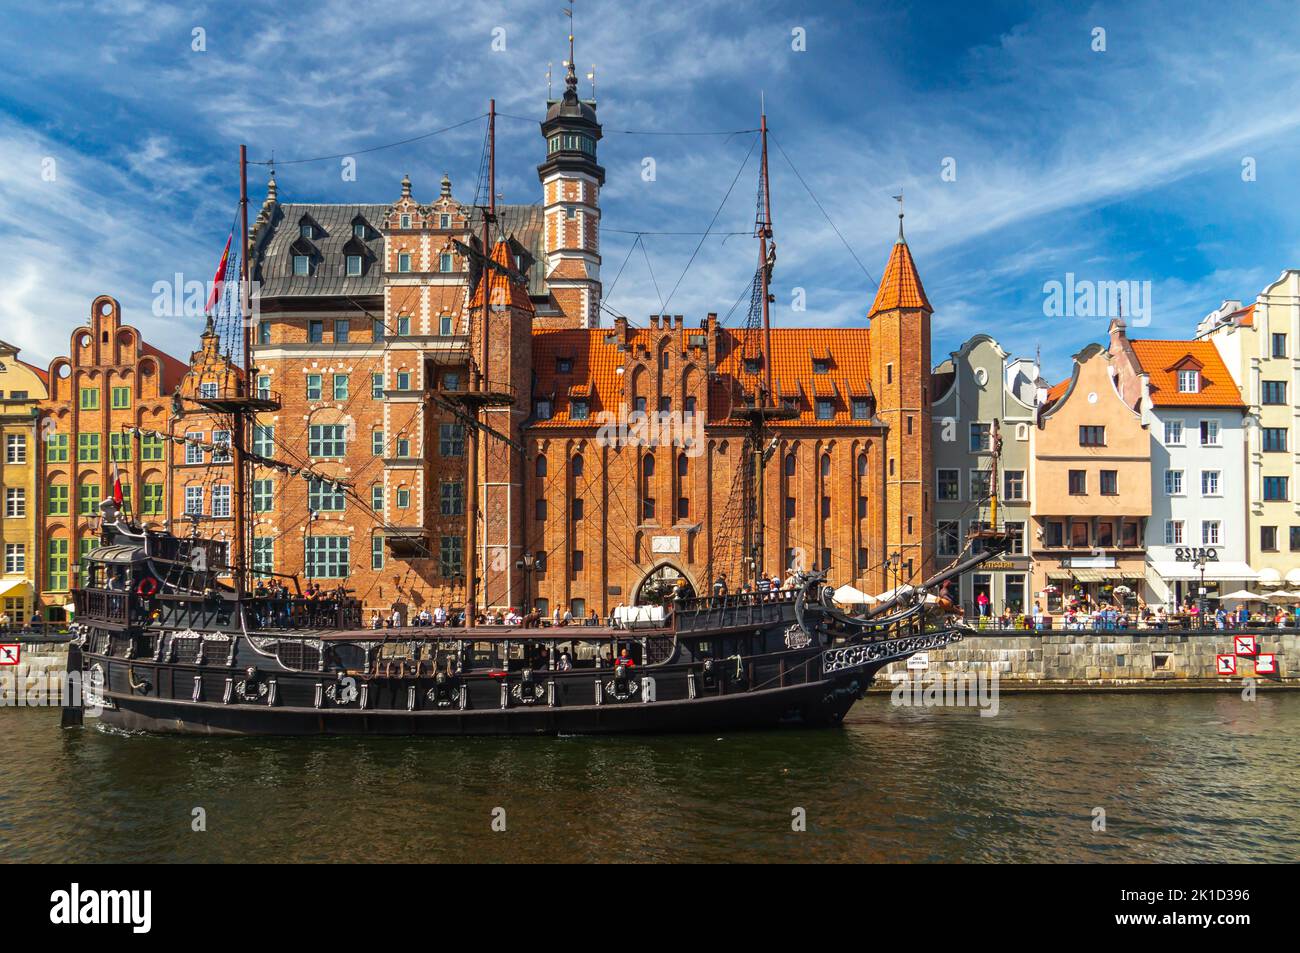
[
  {"xmin": 872, "ymin": 630, "xmax": 1300, "ymax": 691},
  {"xmin": 0, "ymin": 644, "xmax": 71, "ymax": 707}
]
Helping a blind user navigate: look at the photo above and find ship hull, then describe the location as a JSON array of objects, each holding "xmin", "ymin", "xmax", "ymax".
[{"xmin": 88, "ymin": 673, "xmax": 869, "ymax": 737}]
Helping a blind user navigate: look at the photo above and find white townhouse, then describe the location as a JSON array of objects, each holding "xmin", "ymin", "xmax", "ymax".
[{"xmin": 1109, "ymin": 323, "xmax": 1254, "ymax": 607}]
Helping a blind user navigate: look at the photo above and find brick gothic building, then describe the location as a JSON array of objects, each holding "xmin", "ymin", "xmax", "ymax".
[
  {"xmin": 233, "ymin": 55, "xmax": 935, "ymax": 620},
  {"xmin": 38, "ymin": 297, "xmax": 188, "ymax": 618},
  {"xmin": 32, "ymin": 55, "xmax": 935, "ymax": 620}
]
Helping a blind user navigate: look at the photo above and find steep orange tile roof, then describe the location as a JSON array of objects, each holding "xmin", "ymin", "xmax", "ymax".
[
  {"xmin": 17, "ymin": 359, "xmax": 48, "ymax": 387},
  {"xmin": 529, "ymin": 326, "xmax": 875, "ymax": 429},
  {"xmin": 140, "ymin": 342, "xmax": 190, "ymax": 394},
  {"xmin": 469, "ymin": 240, "xmax": 535, "ymax": 312},
  {"xmin": 868, "ymin": 239, "xmax": 931, "ymax": 316},
  {"xmin": 1129, "ymin": 339, "xmax": 1245, "ymax": 408}
]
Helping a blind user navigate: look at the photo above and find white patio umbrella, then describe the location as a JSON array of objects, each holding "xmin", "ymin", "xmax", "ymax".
[
  {"xmin": 832, "ymin": 584, "xmax": 877, "ymax": 605},
  {"xmin": 1221, "ymin": 589, "xmax": 1262, "ymax": 601},
  {"xmin": 1266, "ymin": 590, "xmax": 1298, "ymax": 601}
]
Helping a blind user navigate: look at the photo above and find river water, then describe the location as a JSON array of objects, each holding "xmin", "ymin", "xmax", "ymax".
[{"xmin": 2, "ymin": 692, "xmax": 1296, "ymax": 863}]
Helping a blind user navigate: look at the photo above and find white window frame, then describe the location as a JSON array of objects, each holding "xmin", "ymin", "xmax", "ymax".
[
  {"xmin": 1164, "ymin": 469, "xmax": 1183, "ymax": 495},
  {"xmin": 1200, "ymin": 419, "xmax": 1220, "ymax": 447},
  {"xmin": 185, "ymin": 486, "xmax": 204, "ymax": 515},
  {"xmin": 1202, "ymin": 520, "xmax": 1220, "ymax": 545},
  {"xmin": 4, "ymin": 488, "xmax": 25, "ymax": 518},
  {"xmin": 1177, "ymin": 369, "xmax": 1200, "ymax": 393},
  {"xmin": 1164, "ymin": 520, "xmax": 1184, "ymax": 545},
  {"xmin": 185, "ymin": 432, "xmax": 205, "ymax": 465},
  {"xmin": 212, "ymin": 485, "xmax": 232, "ymax": 518},
  {"xmin": 1201, "ymin": 470, "xmax": 1220, "ymax": 496},
  {"xmin": 1164, "ymin": 420, "xmax": 1184, "ymax": 445}
]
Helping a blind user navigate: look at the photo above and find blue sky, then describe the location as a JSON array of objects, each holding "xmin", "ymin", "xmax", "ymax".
[{"xmin": 3, "ymin": 0, "xmax": 1300, "ymax": 383}]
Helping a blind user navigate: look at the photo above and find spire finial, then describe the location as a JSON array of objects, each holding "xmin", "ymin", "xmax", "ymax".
[
  {"xmin": 892, "ymin": 192, "xmax": 905, "ymax": 243},
  {"xmin": 400, "ymin": 173, "xmax": 412, "ymax": 198},
  {"xmin": 563, "ymin": 1, "xmax": 577, "ymax": 93},
  {"xmin": 440, "ymin": 171, "xmax": 452, "ymax": 198}
]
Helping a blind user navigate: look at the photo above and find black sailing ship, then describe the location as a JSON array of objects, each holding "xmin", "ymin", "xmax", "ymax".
[{"xmin": 63, "ymin": 102, "xmax": 1008, "ymax": 737}]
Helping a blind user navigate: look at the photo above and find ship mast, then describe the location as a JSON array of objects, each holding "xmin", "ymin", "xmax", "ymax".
[
  {"xmin": 734, "ymin": 104, "xmax": 795, "ymax": 586},
  {"xmin": 232, "ymin": 144, "xmax": 251, "ymax": 598}
]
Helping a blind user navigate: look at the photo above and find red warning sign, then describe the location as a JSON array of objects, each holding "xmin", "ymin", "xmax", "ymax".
[
  {"xmin": 1215, "ymin": 654, "xmax": 1237, "ymax": 676},
  {"xmin": 0, "ymin": 643, "xmax": 19, "ymax": 666},
  {"xmin": 1255, "ymin": 654, "xmax": 1278, "ymax": 675},
  {"xmin": 1234, "ymin": 635, "xmax": 1257, "ymax": 656}
]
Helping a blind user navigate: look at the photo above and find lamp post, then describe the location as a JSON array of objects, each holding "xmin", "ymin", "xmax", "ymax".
[
  {"xmin": 1193, "ymin": 550, "xmax": 1209, "ymax": 629},
  {"xmin": 515, "ymin": 551, "xmax": 537, "ymax": 617},
  {"xmin": 887, "ymin": 551, "xmax": 902, "ymax": 598}
]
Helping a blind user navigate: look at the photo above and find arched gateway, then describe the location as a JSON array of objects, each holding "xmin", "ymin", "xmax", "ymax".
[{"xmin": 633, "ymin": 563, "xmax": 697, "ymax": 605}]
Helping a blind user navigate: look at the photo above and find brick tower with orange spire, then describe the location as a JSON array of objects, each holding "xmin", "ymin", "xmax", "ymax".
[{"xmin": 867, "ymin": 210, "xmax": 934, "ymax": 583}]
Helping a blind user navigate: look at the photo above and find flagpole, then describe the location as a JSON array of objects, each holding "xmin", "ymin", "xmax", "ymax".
[{"xmin": 230, "ymin": 144, "xmax": 250, "ymax": 599}]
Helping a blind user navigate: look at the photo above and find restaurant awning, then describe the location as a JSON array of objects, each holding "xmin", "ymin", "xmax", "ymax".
[
  {"xmin": 1046, "ymin": 569, "xmax": 1142, "ymax": 583},
  {"xmin": 1147, "ymin": 561, "xmax": 1258, "ymax": 582},
  {"xmin": 1257, "ymin": 568, "xmax": 1283, "ymax": 587},
  {"xmin": 0, "ymin": 579, "xmax": 34, "ymax": 600}
]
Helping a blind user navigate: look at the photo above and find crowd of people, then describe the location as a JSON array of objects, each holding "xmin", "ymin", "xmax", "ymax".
[
  {"xmin": 961, "ymin": 596, "xmax": 1300, "ymax": 631},
  {"xmin": 367, "ymin": 605, "xmax": 613, "ymax": 630}
]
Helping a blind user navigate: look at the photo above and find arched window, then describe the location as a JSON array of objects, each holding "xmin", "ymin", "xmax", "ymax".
[
  {"xmin": 857, "ymin": 453, "xmax": 868, "ymax": 477},
  {"xmin": 535, "ymin": 456, "xmax": 547, "ymax": 478},
  {"xmin": 571, "ymin": 455, "xmax": 584, "ymax": 477},
  {"xmin": 785, "ymin": 452, "xmax": 796, "ymax": 477},
  {"xmin": 643, "ymin": 455, "xmax": 656, "ymax": 478},
  {"xmin": 677, "ymin": 453, "xmax": 688, "ymax": 477},
  {"xmin": 821, "ymin": 454, "xmax": 831, "ymax": 478}
]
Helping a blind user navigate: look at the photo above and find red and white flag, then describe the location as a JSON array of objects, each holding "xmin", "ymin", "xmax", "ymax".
[
  {"xmin": 110, "ymin": 455, "xmax": 124, "ymax": 508},
  {"xmin": 206, "ymin": 232, "xmax": 233, "ymax": 314}
]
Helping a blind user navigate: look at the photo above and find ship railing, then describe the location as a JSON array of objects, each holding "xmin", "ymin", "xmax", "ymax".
[
  {"xmin": 72, "ymin": 587, "xmax": 134, "ymax": 626},
  {"xmin": 243, "ymin": 596, "xmax": 363, "ymax": 631},
  {"xmin": 675, "ymin": 588, "xmax": 798, "ymax": 634},
  {"xmin": 151, "ymin": 592, "xmax": 238, "ymax": 632}
]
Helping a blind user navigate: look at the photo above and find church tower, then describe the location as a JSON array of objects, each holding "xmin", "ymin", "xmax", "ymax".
[
  {"xmin": 537, "ymin": 40, "xmax": 604, "ymax": 328},
  {"xmin": 868, "ymin": 210, "xmax": 934, "ymax": 583}
]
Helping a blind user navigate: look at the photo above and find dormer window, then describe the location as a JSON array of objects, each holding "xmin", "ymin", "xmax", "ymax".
[
  {"xmin": 346, "ymin": 255, "xmax": 362, "ymax": 276},
  {"xmin": 571, "ymin": 400, "xmax": 590, "ymax": 420},
  {"xmin": 400, "ymin": 213, "xmax": 411, "ymax": 229},
  {"xmin": 535, "ymin": 399, "xmax": 553, "ymax": 420},
  {"xmin": 293, "ymin": 254, "xmax": 310, "ymax": 276},
  {"xmin": 813, "ymin": 359, "xmax": 830, "ymax": 375},
  {"xmin": 300, "ymin": 224, "xmax": 313, "ymax": 239},
  {"xmin": 352, "ymin": 222, "xmax": 366, "ymax": 239},
  {"xmin": 556, "ymin": 357, "xmax": 573, "ymax": 374},
  {"xmin": 851, "ymin": 397, "xmax": 870, "ymax": 420},
  {"xmin": 1177, "ymin": 369, "xmax": 1200, "ymax": 393},
  {"xmin": 440, "ymin": 213, "xmax": 450, "ymax": 229},
  {"xmin": 744, "ymin": 358, "xmax": 762, "ymax": 374}
]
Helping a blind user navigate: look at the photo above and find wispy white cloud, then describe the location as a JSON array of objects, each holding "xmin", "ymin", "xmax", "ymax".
[{"xmin": 1, "ymin": 0, "xmax": 1299, "ymax": 385}]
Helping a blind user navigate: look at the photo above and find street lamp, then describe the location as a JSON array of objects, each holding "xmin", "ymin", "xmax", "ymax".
[
  {"xmin": 1192, "ymin": 550, "xmax": 1209, "ymax": 628},
  {"xmin": 887, "ymin": 551, "xmax": 902, "ymax": 597},
  {"xmin": 515, "ymin": 551, "xmax": 538, "ymax": 616}
]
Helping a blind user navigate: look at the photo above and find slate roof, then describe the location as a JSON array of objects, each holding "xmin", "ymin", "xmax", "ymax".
[
  {"xmin": 252, "ymin": 201, "xmax": 547, "ymax": 300},
  {"xmin": 254, "ymin": 203, "xmax": 389, "ymax": 297}
]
